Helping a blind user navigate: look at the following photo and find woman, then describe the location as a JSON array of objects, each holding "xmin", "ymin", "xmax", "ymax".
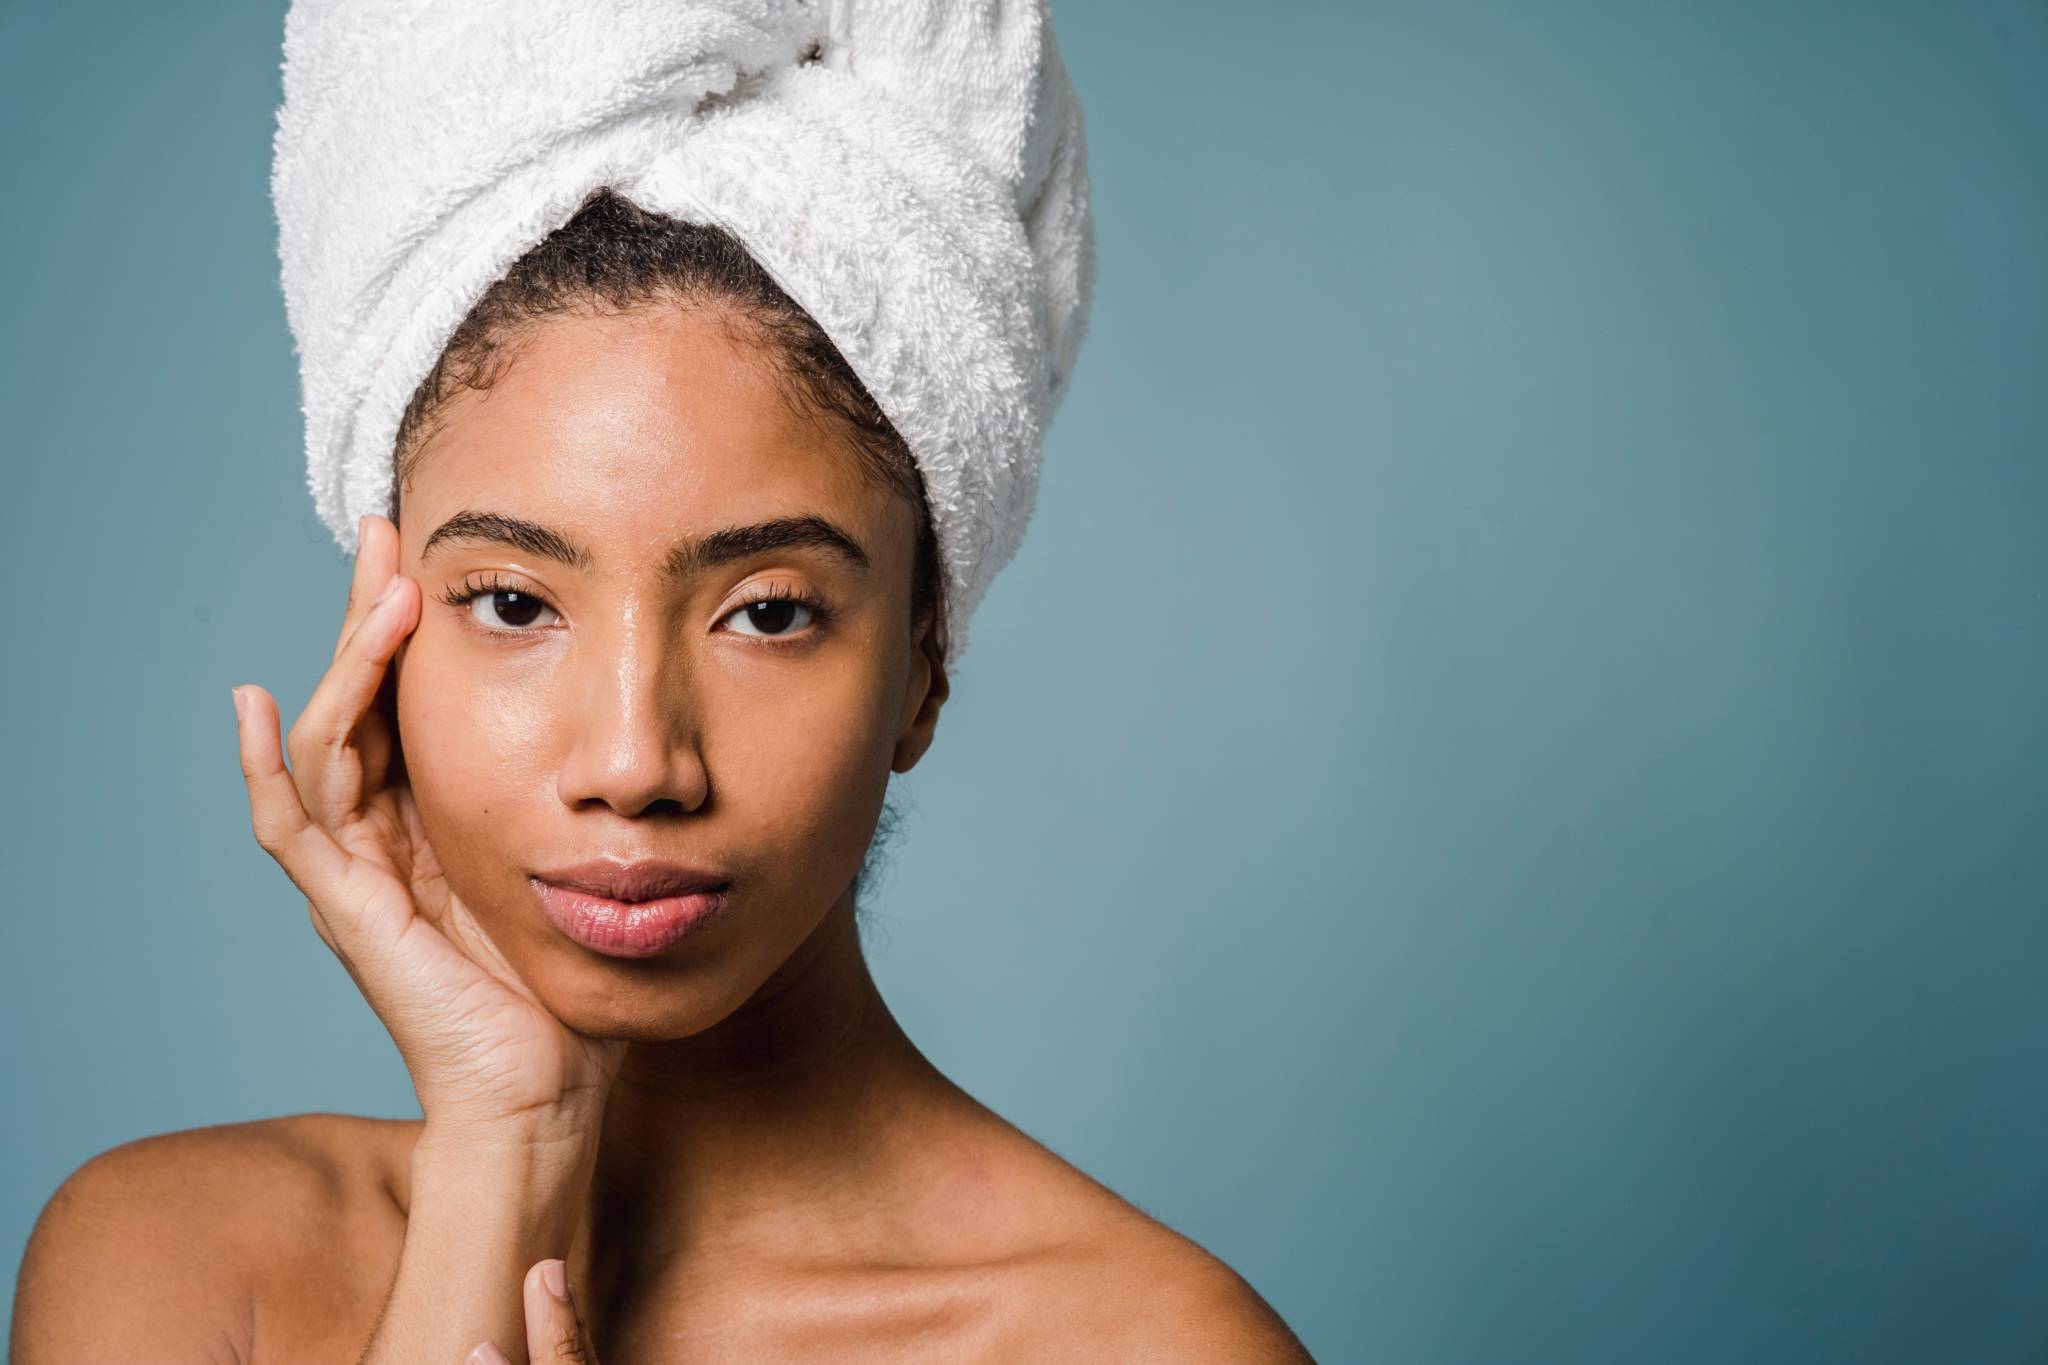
[{"xmin": 13, "ymin": 3, "xmax": 1314, "ymax": 1362}]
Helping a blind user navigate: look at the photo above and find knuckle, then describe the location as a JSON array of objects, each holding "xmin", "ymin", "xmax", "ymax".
[
  {"xmin": 290, "ymin": 724, "xmax": 344, "ymax": 766},
  {"xmin": 247, "ymin": 809, "xmax": 282, "ymax": 851},
  {"xmin": 251, "ymin": 803, "xmax": 309, "ymax": 861}
]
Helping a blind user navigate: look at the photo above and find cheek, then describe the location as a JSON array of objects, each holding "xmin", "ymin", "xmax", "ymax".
[
  {"xmin": 393, "ymin": 640, "xmax": 555, "ymax": 867},
  {"xmin": 707, "ymin": 667, "xmax": 897, "ymax": 866}
]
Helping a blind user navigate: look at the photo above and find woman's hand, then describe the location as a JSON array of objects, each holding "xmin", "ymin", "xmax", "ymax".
[
  {"xmin": 465, "ymin": 1260, "xmax": 599, "ymax": 1364},
  {"xmin": 232, "ymin": 513, "xmax": 627, "ymax": 1136}
]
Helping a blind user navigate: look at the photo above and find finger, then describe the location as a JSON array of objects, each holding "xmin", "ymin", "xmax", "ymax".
[
  {"xmin": 322, "ymin": 515, "xmax": 412, "ymax": 799},
  {"xmin": 233, "ymin": 683, "xmax": 354, "ymax": 911},
  {"xmin": 235, "ymin": 686, "xmax": 373, "ymax": 964},
  {"xmin": 334, "ymin": 513, "xmax": 400, "ymax": 663},
  {"xmin": 525, "ymin": 1258, "xmax": 598, "ymax": 1363},
  {"xmin": 287, "ymin": 568, "xmax": 420, "ymax": 829}
]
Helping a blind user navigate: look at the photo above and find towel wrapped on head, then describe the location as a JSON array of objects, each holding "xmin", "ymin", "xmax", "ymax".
[{"xmin": 271, "ymin": 0, "xmax": 1096, "ymax": 669}]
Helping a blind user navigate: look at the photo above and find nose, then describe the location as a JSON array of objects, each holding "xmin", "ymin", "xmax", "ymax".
[{"xmin": 553, "ymin": 614, "xmax": 709, "ymax": 818}]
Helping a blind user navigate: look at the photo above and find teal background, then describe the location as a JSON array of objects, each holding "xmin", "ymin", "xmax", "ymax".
[{"xmin": 4, "ymin": 3, "xmax": 2046, "ymax": 1359}]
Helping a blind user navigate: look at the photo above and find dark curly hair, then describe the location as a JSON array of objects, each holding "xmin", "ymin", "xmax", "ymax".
[{"xmin": 390, "ymin": 185, "xmax": 942, "ymax": 928}]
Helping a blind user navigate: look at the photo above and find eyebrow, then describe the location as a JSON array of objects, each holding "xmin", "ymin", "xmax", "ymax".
[{"xmin": 420, "ymin": 509, "xmax": 871, "ymax": 579}]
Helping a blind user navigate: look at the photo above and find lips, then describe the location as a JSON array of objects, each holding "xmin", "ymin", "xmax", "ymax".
[
  {"xmin": 528, "ymin": 859, "xmax": 735, "ymax": 959},
  {"xmin": 531, "ymin": 858, "xmax": 731, "ymax": 904}
]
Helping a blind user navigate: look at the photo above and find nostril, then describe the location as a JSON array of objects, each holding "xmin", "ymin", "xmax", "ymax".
[{"xmin": 797, "ymin": 39, "xmax": 824, "ymax": 66}]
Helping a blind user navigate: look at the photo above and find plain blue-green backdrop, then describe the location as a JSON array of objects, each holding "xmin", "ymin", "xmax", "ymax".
[{"xmin": 5, "ymin": 2, "xmax": 2046, "ymax": 1360}]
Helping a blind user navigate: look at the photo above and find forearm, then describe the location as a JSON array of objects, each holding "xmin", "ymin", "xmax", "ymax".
[{"xmin": 356, "ymin": 1120, "xmax": 597, "ymax": 1365}]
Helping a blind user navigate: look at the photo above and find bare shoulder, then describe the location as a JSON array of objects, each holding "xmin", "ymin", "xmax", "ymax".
[
  {"xmin": 10, "ymin": 1112, "xmax": 413, "ymax": 1365},
  {"xmin": 1047, "ymin": 1200, "xmax": 1317, "ymax": 1362},
  {"xmin": 980, "ymin": 1125, "xmax": 1315, "ymax": 1362}
]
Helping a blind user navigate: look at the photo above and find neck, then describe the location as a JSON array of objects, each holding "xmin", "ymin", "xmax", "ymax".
[{"xmin": 565, "ymin": 891, "xmax": 962, "ymax": 1290}]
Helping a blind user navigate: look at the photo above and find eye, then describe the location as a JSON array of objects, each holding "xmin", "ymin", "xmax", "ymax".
[
  {"xmin": 722, "ymin": 582, "xmax": 833, "ymax": 640},
  {"xmin": 439, "ymin": 574, "xmax": 561, "ymax": 634}
]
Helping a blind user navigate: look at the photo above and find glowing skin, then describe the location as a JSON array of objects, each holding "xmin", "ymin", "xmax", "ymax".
[{"xmin": 392, "ymin": 303, "xmax": 943, "ymax": 1043}]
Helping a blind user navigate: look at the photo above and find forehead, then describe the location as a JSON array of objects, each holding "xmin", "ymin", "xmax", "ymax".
[{"xmin": 403, "ymin": 304, "xmax": 895, "ymax": 551}]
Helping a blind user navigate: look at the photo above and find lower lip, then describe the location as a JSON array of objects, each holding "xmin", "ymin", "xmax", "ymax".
[{"xmin": 529, "ymin": 878, "xmax": 732, "ymax": 958}]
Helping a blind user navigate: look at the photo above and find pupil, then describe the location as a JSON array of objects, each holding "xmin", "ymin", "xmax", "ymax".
[
  {"xmin": 492, "ymin": 591, "xmax": 544, "ymax": 627},
  {"xmin": 749, "ymin": 599, "xmax": 798, "ymax": 634}
]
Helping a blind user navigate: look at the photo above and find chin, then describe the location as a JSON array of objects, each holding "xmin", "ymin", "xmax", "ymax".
[
  {"xmin": 567, "ymin": 1009, "xmax": 718, "ymax": 1045},
  {"xmin": 517, "ymin": 946, "xmax": 753, "ymax": 1042},
  {"xmin": 538, "ymin": 982, "xmax": 734, "ymax": 1044}
]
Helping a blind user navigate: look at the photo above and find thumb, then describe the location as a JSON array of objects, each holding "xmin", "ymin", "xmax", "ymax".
[{"xmin": 524, "ymin": 1258, "xmax": 598, "ymax": 1363}]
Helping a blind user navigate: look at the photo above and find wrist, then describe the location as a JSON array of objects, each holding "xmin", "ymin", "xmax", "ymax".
[
  {"xmin": 370, "ymin": 1116, "xmax": 599, "ymax": 1364},
  {"xmin": 419, "ymin": 1090, "xmax": 603, "ymax": 1145},
  {"xmin": 409, "ymin": 1117, "xmax": 597, "ymax": 1249},
  {"xmin": 414, "ymin": 1111, "xmax": 600, "ymax": 1176}
]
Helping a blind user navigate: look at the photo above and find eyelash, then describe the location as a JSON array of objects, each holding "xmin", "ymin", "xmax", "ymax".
[{"xmin": 435, "ymin": 573, "xmax": 835, "ymax": 642}]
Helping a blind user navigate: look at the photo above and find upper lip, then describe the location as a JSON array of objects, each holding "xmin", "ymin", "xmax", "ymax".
[{"xmin": 532, "ymin": 859, "xmax": 732, "ymax": 903}]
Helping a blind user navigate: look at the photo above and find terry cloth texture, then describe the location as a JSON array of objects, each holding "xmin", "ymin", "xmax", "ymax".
[{"xmin": 271, "ymin": 0, "xmax": 1096, "ymax": 668}]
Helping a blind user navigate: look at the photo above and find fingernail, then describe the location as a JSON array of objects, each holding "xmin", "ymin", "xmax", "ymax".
[
  {"xmin": 374, "ymin": 575, "xmax": 405, "ymax": 608},
  {"xmin": 467, "ymin": 1344, "xmax": 510, "ymax": 1365},
  {"xmin": 230, "ymin": 686, "xmax": 247, "ymax": 723},
  {"xmin": 542, "ymin": 1258, "xmax": 568, "ymax": 1302}
]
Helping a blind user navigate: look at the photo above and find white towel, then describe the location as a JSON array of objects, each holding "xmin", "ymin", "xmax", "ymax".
[{"xmin": 271, "ymin": 0, "xmax": 1095, "ymax": 668}]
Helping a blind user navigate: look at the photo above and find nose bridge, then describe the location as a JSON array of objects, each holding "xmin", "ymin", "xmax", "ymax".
[{"xmin": 558, "ymin": 595, "xmax": 705, "ymax": 815}]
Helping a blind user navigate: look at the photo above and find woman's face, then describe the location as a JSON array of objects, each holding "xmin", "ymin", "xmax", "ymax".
[{"xmin": 389, "ymin": 302, "xmax": 945, "ymax": 1041}]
